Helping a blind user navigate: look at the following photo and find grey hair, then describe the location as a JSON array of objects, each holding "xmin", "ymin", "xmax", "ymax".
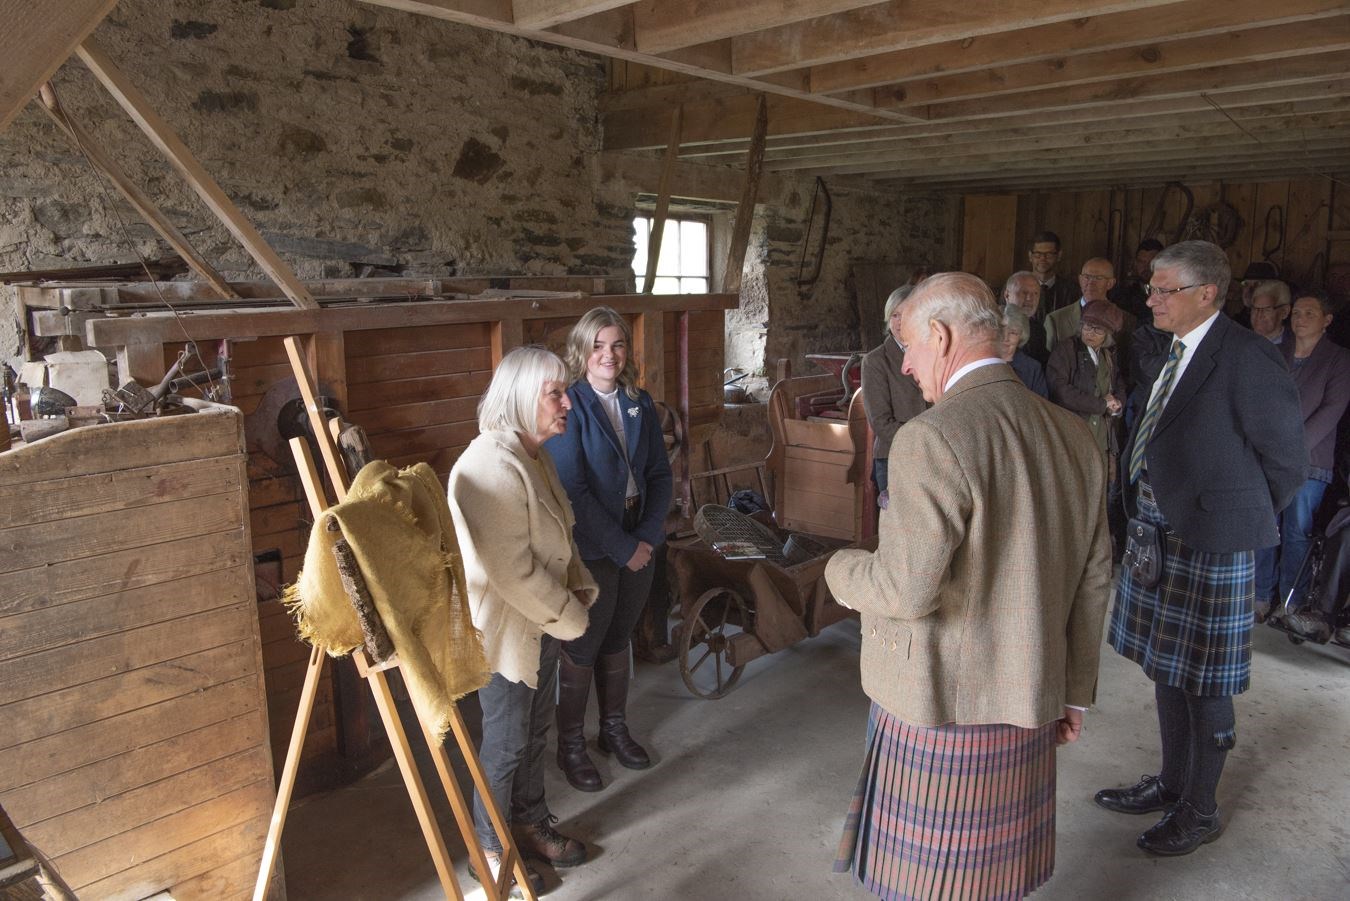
[
  {"xmin": 883, "ymin": 285, "xmax": 913, "ymax": 323},
  {"xmin": 1001, "ymin": 304, "xmax": 1031, "ymax": 348},
  {"xmin": 477, "ymin": 345, "xmax": 568, "ymax": 434},
  {"xmin": 1003, "ymin": 270, "xmax": 1037, "ymax": 296},
  {"xmin": 1250, "ymin": 279, "xmax": 1290, "ymax": 308},
  {"xmin": 902, "ymin": 272, "xmax": 1004, "ymax": 345},
  {"xmin": 1151, "ymin": 240, "xmax": 1230, "ymax": 304}
]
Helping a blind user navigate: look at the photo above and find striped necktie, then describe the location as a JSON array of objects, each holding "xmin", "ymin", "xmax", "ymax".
[{"xmin": 1128, "ymin": 339, "xmax": 1184, "ymax": 484}]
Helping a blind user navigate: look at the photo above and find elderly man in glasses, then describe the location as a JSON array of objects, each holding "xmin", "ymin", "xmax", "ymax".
[
  {"xmin": 1096, "ymin": 240, "xmax": 1305, "ymax": 857},
  {"xmin": 1246, "ymin": 279, "xmax": 1292, "ymax": 345},
  {"xmin": 1045, "ymin": 258, "xmax": 1137, "ymax": 362}
]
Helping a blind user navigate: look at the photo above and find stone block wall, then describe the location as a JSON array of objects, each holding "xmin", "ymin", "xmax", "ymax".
[{"xmin": 0, "ymin": 0, "xmax": 958, "ymax": 383}]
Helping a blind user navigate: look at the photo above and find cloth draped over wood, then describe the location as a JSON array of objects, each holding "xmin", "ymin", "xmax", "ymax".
[{"xmin": 284, "ymin": 460, "xmax": 490, "ymax": 741}]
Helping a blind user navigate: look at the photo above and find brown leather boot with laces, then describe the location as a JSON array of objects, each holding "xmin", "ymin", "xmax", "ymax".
[{"xmin": 514, "ymin": 815, "xmax": 587, "ymax": 868}]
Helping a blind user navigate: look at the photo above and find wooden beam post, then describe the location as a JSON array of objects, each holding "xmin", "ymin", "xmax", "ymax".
[
  {"xmin": 74, "ymin": 38, "xmax": 318, "ymax": 310},
  {"xmin": 634, "ymin": 311, "xmax": 665, "ymax": 402},
  {"xmin": 722, "ymin": 95, "xmax": 768, "ymax": 296},
  {"xmin": 642, "ymin": 105, "xmax": 683, "ymax": 294},
  {"xmin": 491, "ymin": 319, "xmax": 524, "ymax": 367},
  {"xmin": 35, "ymin": 83, "xmax": 238, "ymax": 300}
]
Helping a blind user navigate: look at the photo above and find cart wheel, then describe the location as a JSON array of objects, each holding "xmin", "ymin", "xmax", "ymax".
[
  {"xmin": 678, "ymin": 588, "xmax": 748, "ymax": 700},
  {"xmin": 1288, "ymin": 634, "xmax": 1305, "ymax": 645}
]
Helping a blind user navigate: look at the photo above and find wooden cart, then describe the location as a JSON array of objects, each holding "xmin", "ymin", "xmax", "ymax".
[{"xmin": 668, "ymin": 367, "xmax": 877, "ymax": 698}]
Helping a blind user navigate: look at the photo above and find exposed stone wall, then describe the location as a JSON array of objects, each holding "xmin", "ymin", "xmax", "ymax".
[
  {"xmin": 0, "ymin": 0, "xmax": 633, "ymax": 286},
  {"xmin": 735, "ymin": 185, "xmax": 959, "ymax": 375},
  {"xmin": 0, "ymin": 0, "xmax": 957, "ymax": 383}
]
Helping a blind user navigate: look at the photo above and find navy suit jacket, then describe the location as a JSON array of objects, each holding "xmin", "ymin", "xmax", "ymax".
[
  {"xmin": 1123, "ymin": 313, "xmax": 1306, "ymax": 553},
  {"xmin": 545, "ymin": 381, "xmax": 673, "ymax": 565}
]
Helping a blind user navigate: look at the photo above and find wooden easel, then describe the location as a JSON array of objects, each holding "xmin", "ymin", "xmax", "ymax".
[{"xmin": 252, "ymin": 335, "xmax": 534, "ymax": 901}]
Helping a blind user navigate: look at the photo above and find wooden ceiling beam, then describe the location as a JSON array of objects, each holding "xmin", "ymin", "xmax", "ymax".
[
  {"xmin": 360, "ymin": 1, "xmax": 924, "ymax": 126},
  {"xmin": 894, "ymin": 162, "xmax": 1350, "ymax": 193},
  {"xmin": 614, "ymin": 78, "xmax": 1350, "ymax": 153},
  {"xmin": 921, "ymin": 50, "xmax": 1350, "ymax": 121},
  {"xmin": 766, "ymin": 113, "xmax": 1350, "ymax": 171},
  {"xmin": 804, "ymin": 0, "xmax": 1347, "ymax": 95},
  {"xmin": 0, "ymin": 0, "xmax": 116, "ymax": 133},
  {"xmin": 724, "ymin": 0, "xmax": 1189, "ymax": 77},
  {"xmin": 604, "ymin": 92, "xmax": 885, "ymax": 152},
  {"xmin": 876, "ymin": 148, "xmax": 1350, "ymax": 185},
  {"xmin": 511, "ymin": 0, "xmax": 631, "ymax": 29},
  {"xmin": 631, "ymin": 1, "xmax": 878, "ymax": 55},
  {"xmin": 873, "ymin": 18, "xmax": 1350, "ymax": 111},
  {"xmin": 809, "ymin": 134, "xmax": 1350, "ymax": 177}
]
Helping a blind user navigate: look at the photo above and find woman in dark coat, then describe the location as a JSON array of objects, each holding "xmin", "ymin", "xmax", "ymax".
[
  {"xmin": 1048, "ymin": 301, "xmax": 1126, "ymax": 550},
  {"xmin": 545, "ymin": 306, "xmax": 673, "ymax": 793}
]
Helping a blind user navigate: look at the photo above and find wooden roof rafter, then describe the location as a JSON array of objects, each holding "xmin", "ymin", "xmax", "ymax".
[{"xmin": 349, "ymin": 1, "xmax": 1350, "ymax": 191}]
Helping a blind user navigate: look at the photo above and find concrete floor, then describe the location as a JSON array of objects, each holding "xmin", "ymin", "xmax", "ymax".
[{"xmin": 282, "ymin": 619, "xmax": 1350, "ymax": 900}]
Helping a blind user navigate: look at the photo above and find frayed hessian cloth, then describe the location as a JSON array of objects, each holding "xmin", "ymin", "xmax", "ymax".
[
  {"xmin": 835, "ymin": 703, "xmax": 1057, "ymax": 901},
  {"xmin": 285, "ymin": 461, "xmax": 490, "ymax": 742}
]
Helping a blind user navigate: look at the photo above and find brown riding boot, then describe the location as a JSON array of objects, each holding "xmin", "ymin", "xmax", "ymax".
[
  {"xmin": 555, "ymin": 652, "xmax": 602, "ymax": 792},
  {"xmin": 594, "ymin": 649, "xmax": 651, "ymax": 770}
]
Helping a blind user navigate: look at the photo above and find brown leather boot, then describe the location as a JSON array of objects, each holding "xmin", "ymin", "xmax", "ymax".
[
  {"xmin": 555, "ymin": 652, "xmax": 602, "ymax": 792},
  {"xmin": 594, "ymin": 648, "xmax": 651, "ymax": 770}
]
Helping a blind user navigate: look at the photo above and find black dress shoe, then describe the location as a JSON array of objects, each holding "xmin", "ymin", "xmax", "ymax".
[
  {"xmin": 1094, "ymin": 774, "xmax": 1180, "ymax": 814},
  {"xmin": 1137, "ymin": 800, "xmax": 1223, "ymax": 856}
]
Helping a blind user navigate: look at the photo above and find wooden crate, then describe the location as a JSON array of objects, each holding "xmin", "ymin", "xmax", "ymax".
[{"xmin": 0, "ymin": 403, "xmax": 280, "ymax": 900}]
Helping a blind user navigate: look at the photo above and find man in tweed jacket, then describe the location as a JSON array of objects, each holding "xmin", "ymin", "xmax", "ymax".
[
  {"xmin": 1097, "ymin": 241, "xmax": 1305, "ymax": 857},
  {"xmin": 826, "ymin": 273, "xmax": 1113, "ymax": 900}
]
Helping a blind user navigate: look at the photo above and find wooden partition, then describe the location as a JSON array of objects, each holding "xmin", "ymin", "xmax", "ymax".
[
  {"xmin": 19, "ymin": 278, "xmax": 735, "ymax": 794},
  {"xmin": 962, "ymin": 177, "xmax": 1348, "ymax": 296},
  {"xmin": 0, "ymin": 404, "xmax": 278, "ymax": 899}
]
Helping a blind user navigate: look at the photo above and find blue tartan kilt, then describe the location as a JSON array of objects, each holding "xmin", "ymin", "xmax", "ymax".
[{"xmin": 1108, "ymin": 484, "xmax": 1255, "ymax": 697}]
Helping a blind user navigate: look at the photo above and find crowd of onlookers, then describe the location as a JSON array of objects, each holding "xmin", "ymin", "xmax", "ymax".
[{"xmin": 863, "ymin": 230, "xmax": 1350, "ymax": 644}]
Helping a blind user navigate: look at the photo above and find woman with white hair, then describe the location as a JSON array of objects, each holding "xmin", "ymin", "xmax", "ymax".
[
  {"xmin": 1000, "ymin": 304, "xmax": 1050, "ymax": 399},
  {"xmin": 861, "ymin": 286, "xmax": 927, "ymax": 508},
  {"xmin": 546, "ymin": 306, "xmax": 673, "ymax": 793},
  {"xmin": 448, "ymin": 344, "xmax": 599, "ymax": 894}
]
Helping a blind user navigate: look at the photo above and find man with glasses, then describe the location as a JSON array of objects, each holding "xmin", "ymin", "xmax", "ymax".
[
  {"xmin": 1002, "ymin": 270, "xmax": 1050, "ymax": 364},
  {"xmin": 1045, "ymin": 258, "xmax": 1136, "ymax": 357},
  {"xmin": 1028, "ymin": 231, "xmax": 1077, "ymax": 317},
  {"xmin": 1246, "ymin": 280, "xmax": 1292, "ymax": 345},
  {"xmin": 1095, "ymin": 241, "xmax": 1304, "ymax": 857}
]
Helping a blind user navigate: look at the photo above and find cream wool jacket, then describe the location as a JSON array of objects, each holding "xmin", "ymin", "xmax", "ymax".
[
  {"xmin": 448, "ymin": 430, "xmax": 598, "ymax": 687},
  {"xmin": 826, "ymin": 364, "xmax": 1113, "ymax": 729}
]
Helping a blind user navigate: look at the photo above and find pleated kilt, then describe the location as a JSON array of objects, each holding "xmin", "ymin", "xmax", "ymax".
[
  {"xmin": 834, "ymin": 703, "xmax": 1057, "ymax": 901},
  {"xmin": 1108, "ymin": 480, "xmax": 1255, "ymax": 697}
]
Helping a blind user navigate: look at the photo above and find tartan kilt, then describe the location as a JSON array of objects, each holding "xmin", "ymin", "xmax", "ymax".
[
  {"xmin": 834, "ymin": 703, "xmax": 1057, "ymax": 901},
  {"xmin": 1108, "ymin": 482, "xmax": 1255, "ymax": 697}
]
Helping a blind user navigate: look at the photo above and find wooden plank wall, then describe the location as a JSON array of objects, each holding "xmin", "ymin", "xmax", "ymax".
[
  {"xmin": 163, "ymin": 306, "xmax": 724, "ymax": 793},
  {"xmin": 963, "ymin": 177, "xmax": 1342, "ymax": 296},
  {"xmin": 0, "ymin": 406, "xmax": 278, "ymax": 900},
  {"xmin": 961, "ymin": 194, "xmax": 1019, "ymax": 286}
]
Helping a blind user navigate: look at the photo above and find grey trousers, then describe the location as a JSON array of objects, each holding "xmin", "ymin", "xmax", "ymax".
[{"xmin": 473, "ymin": 635, "xmax": 558, "ymax": 851}]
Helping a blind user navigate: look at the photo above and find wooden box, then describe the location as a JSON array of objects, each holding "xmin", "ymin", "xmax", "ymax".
[{"xmin": 0, "ymin": 403, "xmax": 280, "ymax": 900}]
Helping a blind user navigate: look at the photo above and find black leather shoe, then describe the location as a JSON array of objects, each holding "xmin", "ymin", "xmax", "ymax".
[
  {"xmin": 1137, "ymin": 800, "xmax": 1223, "ymax": 856},
  {"xmin": 1094, "ymin": 774, "xmax": 1179, "ymax": 814}
]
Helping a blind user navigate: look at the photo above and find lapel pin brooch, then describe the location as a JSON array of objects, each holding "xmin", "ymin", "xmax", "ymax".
[{"xmin": 627, "ymin": 406, "xmax": 639, "ymax": 418}]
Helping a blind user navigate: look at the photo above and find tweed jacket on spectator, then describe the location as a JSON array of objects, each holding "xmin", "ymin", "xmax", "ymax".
[
  {"xmin": 860, "ymin": 335, "xmax": 927, "ymax": 465},
  {"xmin": 448, "ymin": 429, "xmax": 599, "ymax": 687},
  {"xmin": 826, "ymin": 364, "xmax": 1113, "ymax": 729}
]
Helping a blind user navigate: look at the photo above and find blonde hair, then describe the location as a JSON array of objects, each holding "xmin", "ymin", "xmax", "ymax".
[
  {"xmin": 477, "ymin": 345, "xmax": 568, "ymax": 434},
  {"xmin": 565, "ymin": 306, "xmax": 641, "ymax": 400}
]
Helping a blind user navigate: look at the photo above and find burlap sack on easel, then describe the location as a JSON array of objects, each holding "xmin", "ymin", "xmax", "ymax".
[{"xmin": 285, "ymin": 461, "xmax": 490, "ymax": 742}]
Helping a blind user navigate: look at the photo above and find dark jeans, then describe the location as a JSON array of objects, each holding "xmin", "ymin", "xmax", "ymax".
[
  {"xmin": 565, "ymin": 508, "xmax": 656, "ymax": 666},
  {"xmin": 1256, "ymin": 476, "xmax": 1330, "ymax": 608},
  {"xmin": 872, "ymin": 458, "xmax": 888, "ymax": 494},
  {"xmin": 473, "ymin": 636, "xmax": 558, "ymax": 851}
]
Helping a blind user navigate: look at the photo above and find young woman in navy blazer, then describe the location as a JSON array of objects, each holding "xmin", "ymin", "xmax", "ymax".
[{"xmin": 544, "ymin": 306, "xmax": 673, "ymax": 792}]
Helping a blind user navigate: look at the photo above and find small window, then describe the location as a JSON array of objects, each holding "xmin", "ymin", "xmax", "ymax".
[{"xmin": 632, "ymin": 216, "xmax": 710, "ymax": 294}]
